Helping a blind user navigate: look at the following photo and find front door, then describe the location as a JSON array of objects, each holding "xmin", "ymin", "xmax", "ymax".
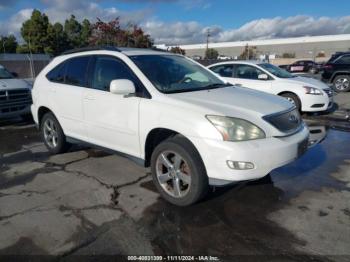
[{"xmin": 83, "ymin": 55, "xmax": 141, "ymax": 157}]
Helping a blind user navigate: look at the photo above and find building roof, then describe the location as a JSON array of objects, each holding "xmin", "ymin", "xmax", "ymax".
[{"xmin": 159, "ymin": 34, "xmax": 350, "ymax": 50}]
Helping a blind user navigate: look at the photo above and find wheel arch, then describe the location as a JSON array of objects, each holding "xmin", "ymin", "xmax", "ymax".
[
  {"xmin": 37, "ymin": 106, "xmax": 55, "ymax": 126},
  {"xmin": 144, "ymin": 128, "xmax": 197, "ymax": 168},
  {"xmin": 331, "ymin": 72, "xmax": 350, "ymax": 82}
]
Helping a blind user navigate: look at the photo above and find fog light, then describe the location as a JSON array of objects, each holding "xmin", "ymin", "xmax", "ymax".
[{"xmin": 227, "ymin": 161, "xmax": 254, "ymax": 170}]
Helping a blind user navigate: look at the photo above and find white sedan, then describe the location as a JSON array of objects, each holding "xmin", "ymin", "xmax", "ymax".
[{"xmin": 208, "ymin": 61, "xmax": 333, "ymax": 112}]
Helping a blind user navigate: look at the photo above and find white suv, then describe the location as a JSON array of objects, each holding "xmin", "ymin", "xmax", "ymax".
[
  {"xmin": 208, "ymin": 61, "xmax": 333, "ymax": 112},
  {"xmin": 31, "ymin": 47, "xmax": 309, "ymax": 206}
]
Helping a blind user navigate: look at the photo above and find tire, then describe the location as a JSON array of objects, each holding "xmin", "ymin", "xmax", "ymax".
[
  {"xmin": 150, "ymin": 135, "xmax": 208, "ymax": 206},
  {"xmin": 333, "ymin": 75, "xmax": 350, "ymax": 92},
  {"xmin": 40, "ymin": 112, "xmax": 70, "ymax": 154},
  {"xmin": 280, "ymin": 93, "xmax": 301, "ymax": 112}
]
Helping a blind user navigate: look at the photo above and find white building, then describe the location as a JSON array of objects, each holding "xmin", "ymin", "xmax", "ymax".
[{"xmin": 157, "ymin": 34, "xmax": 350, "ymax": 61}]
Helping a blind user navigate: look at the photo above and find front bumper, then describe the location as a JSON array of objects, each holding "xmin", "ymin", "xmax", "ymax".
[
  {"xmin": 190, "ymin": 124, "xmax": 309, "ymax": 186},
  {"xmin": 0, "ymin": 104, "xmax": 31, "ymax": 118},
  {"xmin": 301, "ymin": 94, "xmax": 332, "ymax": 112}
]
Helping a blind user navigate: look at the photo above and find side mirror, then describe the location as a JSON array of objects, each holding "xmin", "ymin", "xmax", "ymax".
[
  {"xmin": 110, "ymin": 79, "xmax": 136, "ymax": 97},
  {"xmin": 11, "ymin": 72, "xmax": 18, "ymax": 78},
  {"xmin": 258, "ymin": 73, "xmax": 269, "ymax": 80}
]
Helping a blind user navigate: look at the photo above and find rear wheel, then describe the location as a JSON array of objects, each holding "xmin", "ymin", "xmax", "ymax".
[
  {"xmin": 150, "ymin": 135, "xmax": 208, "ymax": 206},
  {"xmin": 333, "ymin": 75, "xmax": 350, "ymax": 92},
  {"xmin": 41, "ymin": 112, "xmax": 70, "ymax": 154},
  {"xmin": 280, "ymin": 93, "xmax": 301, "ymax": 112}
]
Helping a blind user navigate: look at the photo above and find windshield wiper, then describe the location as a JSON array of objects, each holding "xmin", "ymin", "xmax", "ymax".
[{"xmin": 202, "ymin": 83, "xmax": 232, "ymax": 90}]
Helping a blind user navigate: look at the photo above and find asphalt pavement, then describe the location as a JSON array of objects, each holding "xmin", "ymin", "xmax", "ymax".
[{"xmin": 0, "ymin": 93, "xmax": 350, "ymax": 261}]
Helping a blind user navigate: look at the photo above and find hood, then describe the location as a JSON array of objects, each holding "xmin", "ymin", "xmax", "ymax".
[
  {"xmin": 168, "ymin": 86, "xmax": 293, "ymax": 118},
  {"xmin": 0, "ymin": 79, "xmax": 31, "ymax": 91},
  {"xmin": 282, "ymin": 76, "xmax": 330, "ymax": 90}
]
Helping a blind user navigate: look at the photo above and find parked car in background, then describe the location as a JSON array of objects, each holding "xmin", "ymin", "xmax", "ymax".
[
  {"xmin": 208, "ymin": 61, "xmax": 333, "ymax": 112},
  {"xmin": 0, "ymin": 64, "xmax": 33, "ymax": 119},
  {"xmin": 218, "ymin": 55, "xmax": 232, "ymax": 60},
  {"xmin": 191, "ymin": 55, "xmax": 202, "ymax": 60},
  {"xmin": 31, "ymin": 47, "xmax": 309, "ymax": 206},
  {"xmin": 287, "ymin": 60, "xmax": 321, "ymax": 74},
  {"xmin": 322, "ymin": 52, "xmax": 350, "ymax": 92}
]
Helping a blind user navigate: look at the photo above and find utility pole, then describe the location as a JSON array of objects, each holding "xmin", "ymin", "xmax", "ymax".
[{"xmin": 206, "ymin": 28, "xmax": 210, "ymax": 58}]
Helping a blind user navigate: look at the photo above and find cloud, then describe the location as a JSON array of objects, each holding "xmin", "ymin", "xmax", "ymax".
[
  {"xmin": 146, "ymin": 15, "xmax": 350, "ymax": 45},
  {"xmin": 216, "ymin": 16, "xmax": 350, "ymax": 42},
  {"xmin": 1, "ymin": 0, "xmax": 350, "ymax": 47},
  {"xmin": 0, "ymin": 8, "xmax": 33, "ymax": 37}
]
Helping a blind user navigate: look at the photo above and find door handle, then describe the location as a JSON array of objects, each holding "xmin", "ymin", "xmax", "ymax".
[{"xmin": 235, "ymin": 83, "xmax": 242, "ymax": 87}]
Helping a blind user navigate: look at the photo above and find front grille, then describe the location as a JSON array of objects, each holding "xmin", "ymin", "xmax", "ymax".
[
  {"xmin": 324, "ymin": 89, "xmax": 333, "ymax": 97},
  {"xmin": 0, "ymin": 89, "xmax": 32, "ymax": 114},
  {"xmin": 263, "ymin": 107, "xmax": 302, "ymax": 134}
]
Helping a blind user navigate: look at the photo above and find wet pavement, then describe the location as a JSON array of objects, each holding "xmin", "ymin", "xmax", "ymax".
[{"xmin": 0, "ymin": 116, "xmax": 350, "ymax": 261}]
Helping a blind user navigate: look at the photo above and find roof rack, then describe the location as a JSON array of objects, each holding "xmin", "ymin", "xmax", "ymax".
[{"xmin": 61, "ymin": 46, "xmax": 121, "ymax": 55}]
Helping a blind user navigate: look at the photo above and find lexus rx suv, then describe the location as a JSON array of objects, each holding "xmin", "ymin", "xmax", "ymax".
[{"xmin": 31, "ymin": 47, "xmax": 309, "ymax": 206}]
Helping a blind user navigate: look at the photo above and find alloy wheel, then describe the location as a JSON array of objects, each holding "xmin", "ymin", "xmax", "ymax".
[
  {"xmin": 43, "ymin": 118, "xmax": 58, "ymax": 148},
  {"xmin": 335, "ymin": 78, "xmax": 349, "ymax": 91},
  {"xmin": 155, "ymin": 150, "xmax": 191, "ymax": 198}
]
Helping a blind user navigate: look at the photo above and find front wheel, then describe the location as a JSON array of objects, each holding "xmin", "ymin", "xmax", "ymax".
[
  {"xmin": 151, "ymin": 135, "xmax": 208, "ymax": 206},
  {"xmin": 333, "ymin": 75, "xmax": 350, "ymax": 92},
  {"xmin": 41, "ymin": 112, "xmax": 70, "ymax": 154},
  {"xmin": 280, "ymin": 93, "xmax": 301, "ymax": 112}
]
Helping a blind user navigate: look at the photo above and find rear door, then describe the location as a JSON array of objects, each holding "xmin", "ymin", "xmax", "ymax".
[
  {"xmin": 83, "ymin": 55, "xmax": 142, "ymax": 157},
  {"xmin": 46, "ymin": 56, "xmax": 90, "ymax": 140},
  {"xmin": 209, "ymin": 64, "xmax": 234, "ymax": 83}
]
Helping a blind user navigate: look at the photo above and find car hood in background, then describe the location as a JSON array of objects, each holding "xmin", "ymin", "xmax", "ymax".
[
  {"xmin": 169, "ymin": 86, "xmax": 293, "ymax": 117},
  {"xmin": 0, "ymin": 79, "xmax": 31, "ymax": 91},
  {"xmin": 282, "ymin": 76, "xmax": 330, "ymax": 90}
]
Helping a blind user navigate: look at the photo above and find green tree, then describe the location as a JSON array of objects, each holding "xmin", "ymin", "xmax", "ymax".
[
  {"xmin": 205, "ymin": 48, "xmax": 218, "ymax": 59},
  {"xmin": 281, "ymin": 52, "xmax": 296, "ymax": 58},
  {"xmin": 170, "ymin": 46, "xmax": 186, "ymax": 55},
  {"xmin": 64, "ymin": 15, "xmax": 83, "ymax": 48},
  {"xmin": 47, "ymin": 22, "xmax": 70, "ymax": 55},
  {"xmin": 20, "ymin": 9, "xmax": 50, "ymax": 53},
  {"xmin": 0, "ymin": 35, "xmax": 18, "ymax": 53},
  {"xmin": 80, "ymin": 19, "xmax": 91, "ymax": 47}
]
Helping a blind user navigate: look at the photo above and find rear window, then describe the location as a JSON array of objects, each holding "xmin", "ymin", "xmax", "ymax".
[
  {"xmin": 46, "ymin": 56, "xmax": 90, "ymax": 87},
  {"xmin": 46, "ymin": 61, "xmax": 67, "ymax": 83}
]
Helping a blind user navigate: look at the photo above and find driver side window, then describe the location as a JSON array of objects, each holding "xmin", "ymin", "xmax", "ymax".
[{"xmin": 234, "ymin": 64, "xmax": 267, "ymax": 80}]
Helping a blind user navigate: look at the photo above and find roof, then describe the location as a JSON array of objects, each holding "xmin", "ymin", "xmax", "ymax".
[
  {"xmin": 159, "ymin": 34, "xmax": 350, "ymax": 50},
  {"xmin": 60, "ymin": 46, "xmax": 171, "ymax": 57},
  {"xmin": 207, "ymin": 60, "xmax": 262, "ymax": 67}
]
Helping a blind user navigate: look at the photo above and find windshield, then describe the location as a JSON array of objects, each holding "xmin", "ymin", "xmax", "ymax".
[
  {"xmin": 0, "ymin": 67, "xmax": 14, "ymax": 79},
  {"xmin": 258, "ymin": 63, "xmax": 295, "ymax": 79},
  {"xmin": 130, "ymin": 55, "xmax": 229, "ymax": 94}
]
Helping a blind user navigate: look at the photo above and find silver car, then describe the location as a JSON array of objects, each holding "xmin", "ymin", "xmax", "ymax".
[{"xmin": 0, "ymin": 64, "xmax": 32, "ymax": 119}]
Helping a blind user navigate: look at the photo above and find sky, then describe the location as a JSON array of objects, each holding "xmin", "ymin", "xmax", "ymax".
[{"xmin": 0, "ymin": 0, "xmax": 350, "ymax": 45}]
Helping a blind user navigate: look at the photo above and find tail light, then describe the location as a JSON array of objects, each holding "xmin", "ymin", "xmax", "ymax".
[{"xmin": 323, "ymin": 64, "xmax": 333, "ymax": 70}]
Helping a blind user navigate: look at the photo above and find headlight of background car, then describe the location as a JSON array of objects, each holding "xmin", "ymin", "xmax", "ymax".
[
  {"xmin": 206, "ymin": 115, "xmax": 266, "ymax": 141},
  {"xmin": 303, "ymin": 86, "xmax": 322, "ymax": 95}
]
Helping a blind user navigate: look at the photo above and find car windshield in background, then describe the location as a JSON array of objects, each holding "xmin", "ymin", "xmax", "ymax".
[
  {"xmin": 130, "ymin": 55, "xmax": 229, "ymax": 94},
  {"xmin": 259, "ymin": 63, "xmax": 295, "ymax": 79},
  {"xmin": 0, "ymin": 67, "xmax": 14, "ymax": 79}
]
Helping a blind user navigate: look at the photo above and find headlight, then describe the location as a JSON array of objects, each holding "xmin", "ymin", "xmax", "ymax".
[
  {"xmin": 303, "ymin": 86, "xmax": 322, "ymax": 95},
  {"xmin": 206, "ymin": 115, "xmax": 266, "ymax": 141}
]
